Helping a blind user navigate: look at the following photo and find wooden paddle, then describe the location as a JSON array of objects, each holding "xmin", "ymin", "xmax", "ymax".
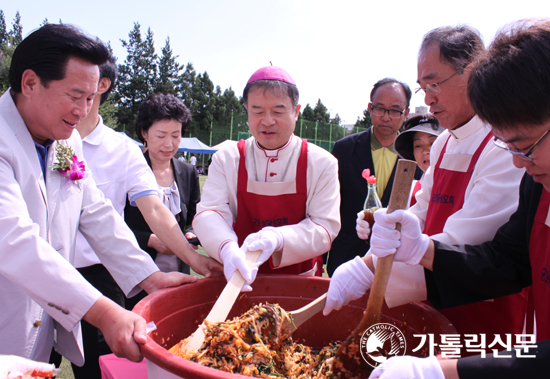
[
  {"xmin": 180, "ymin": 250, "xmax": 262, "ymax": 354},
  {"xmin": 286, "ymin": 293, "xmax": 327, "ymax": 333},
  {"xmin": 332, "ymin": 159, "xmax": 418, "ymax": 378}
]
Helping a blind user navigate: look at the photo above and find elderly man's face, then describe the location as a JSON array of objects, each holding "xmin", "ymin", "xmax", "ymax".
[
  {"xmin": 417, "ymin": 44, "xmax": 475, "ymax": 130},
  {"xmin": 24, "ymin": 57, "xmax": 99, "ymax": 144},
  {"xmin": 368, "ymin": 83, "xmax": 409, "ymax": 142},
  {"xmin": 246, "ymin": 86, "xmax": 300, "ymax": 150}
]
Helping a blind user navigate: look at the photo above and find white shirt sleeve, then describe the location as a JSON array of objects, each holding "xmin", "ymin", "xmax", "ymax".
[{"xmin": 381, "ymin": 119, "xmax": 524, "ymax": 307}]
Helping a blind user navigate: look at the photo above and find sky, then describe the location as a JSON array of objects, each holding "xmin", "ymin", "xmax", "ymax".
[{"xmin": 3, "ymin": 1, "xmax": 549, "ymax": 125}]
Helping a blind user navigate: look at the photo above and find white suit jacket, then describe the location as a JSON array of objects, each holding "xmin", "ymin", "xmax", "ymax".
[{"xmin": 0, "ymin": 91, "xmax": 159, "ymax": 364}]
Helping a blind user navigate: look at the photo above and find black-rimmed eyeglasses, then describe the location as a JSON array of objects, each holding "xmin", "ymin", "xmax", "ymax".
[
  {"xmin": 370, "ymin": 105, "xmax": 405, "ymax": 119},
  {"xmin": 415, "ymin": 72, "xmax": 458, "ymax": 96},
  {"xmin": 493, "ymin": 127, "xmax": 550, "ymax": 162}
]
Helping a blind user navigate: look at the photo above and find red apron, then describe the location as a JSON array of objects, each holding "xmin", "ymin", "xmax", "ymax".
[
  {"xmin": 424, "ymin": 132, "xmax": 527, "ymax": 353},
  {"xmin": 409, "ymin": 180, "xmax": 422, "ymax": 207},
  {"xmin": 528, "ymin": 188, "xmax": 550, "ymax": 341},
  {"xmin": 234, "ymin": 139, "xmax": 323, "ymax": 276}
]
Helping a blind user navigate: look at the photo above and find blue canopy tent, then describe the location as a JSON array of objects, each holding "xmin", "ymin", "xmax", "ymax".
[
  {"xmin": 177, "ymin": 137, "xmax": 218, "ymax": 154},
  {"xmin": 178, "ymin": 138, "xmax": 218, "ymax": 173}
]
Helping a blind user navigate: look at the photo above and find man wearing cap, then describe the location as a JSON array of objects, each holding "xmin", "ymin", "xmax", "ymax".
[
  {"xmin": 327, "ymin": 78, "xmax": 416, "ymax": 277},
  {"xmin": 193, "ymin": 65, "xmax": 340, "ymax": 287},
  {"xmin": 324, "ymin": 26, "xmax": 527, "ymax": 356}
]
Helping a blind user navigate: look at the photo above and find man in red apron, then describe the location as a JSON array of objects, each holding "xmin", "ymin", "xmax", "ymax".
[
  {"xmin": 361, "ymin": 20, "xmax": 550, "ymax": 378},
  {"xmin": 193, "ymin": 65, "xmax": 340, "ymax": 289},
  {"xmin": 326, "ymin": 26, "xmax": 526, "ymax": 349}
]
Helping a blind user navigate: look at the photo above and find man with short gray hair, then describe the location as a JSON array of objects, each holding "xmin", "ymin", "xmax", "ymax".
[{"xmin": 325, "ymin": 25, "xmax": 527, "ymax": 357}]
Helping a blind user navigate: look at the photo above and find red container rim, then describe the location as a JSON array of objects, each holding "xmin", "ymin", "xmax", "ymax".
[{"xmin": 134, "ymin": 275, "xmax": 455, "ymax": 378}]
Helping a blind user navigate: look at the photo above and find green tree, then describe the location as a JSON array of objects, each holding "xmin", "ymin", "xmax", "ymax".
[
  {"xmin": 214, "ymin": 86, "xmax": 242, "ymax": 122},
  {"xmin": 354, "ymin": 108, "xmax": 373, "ymax": 129},
  {"xmin": 99, "ymin": 93, "xmax": 119, "ymax": 128},
  {"xmin": 312, "ymin": 99, "xmax": 330, "ymax": 123},
  {"xmin": 155, "ymin": 36, "xmax": 182, "ymax": 95},
  {"xmin": 0, "ymin": 10, "xmax": 22, "ymax": 94},
  {"xmin": 188, "ymin": 71, "xmax": 216, "ymax": 136},
  {"xmin": 115, "ymin": 22, "xmax": 158, "ymax": 136},
  {"xmin": 301, "ymin": 103, "xmax": 315, "ymax": 121},
  {"xmin": 331, "ymin": 113, "xmax": 342, "ymax": 125},
  {"xmin": 0, "ymin": 10, "xmax": 7, "ymax": 45},
  {"xmin": 208, "ymin": 86, "xmax": 244, "ymax": 143},
  {"xmin": 178, "ymin": 62, "xmax": 196, "ymax": 107},
  {"xmin": 9, "ymin": 11, "xmax": 22, "ymax": 45}
]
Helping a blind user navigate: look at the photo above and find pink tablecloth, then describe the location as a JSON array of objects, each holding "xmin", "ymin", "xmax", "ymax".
[{"xmin": 99, "ymin": 354, "xmax": 148, "ymax": 379}]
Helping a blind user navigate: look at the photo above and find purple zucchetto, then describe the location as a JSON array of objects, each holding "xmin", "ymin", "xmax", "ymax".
[{"xmin": 247, "ymin": 64, "xmax": 296, "ymax": 85}]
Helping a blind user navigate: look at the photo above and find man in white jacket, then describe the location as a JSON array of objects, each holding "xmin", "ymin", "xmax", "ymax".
[{"xmin": 0, "ymin": 23, "xmax": 194, "ymax": 366}]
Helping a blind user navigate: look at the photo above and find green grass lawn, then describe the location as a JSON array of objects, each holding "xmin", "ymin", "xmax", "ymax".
[
  {"xmin": 57, "ymin": 358, "xmax": 74, "ymax": 379},
  {"xmin": 199, "ymin": 174, "xmax": 207, "ymax": 192}
]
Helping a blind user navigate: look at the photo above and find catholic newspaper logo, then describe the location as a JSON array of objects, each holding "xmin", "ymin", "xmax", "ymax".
[{"xmin": 360, "ymin": 323, "xmax": 407, "ymax": 368}]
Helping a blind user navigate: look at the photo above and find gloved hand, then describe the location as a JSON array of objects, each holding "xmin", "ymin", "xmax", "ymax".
[
  {"xmin": 369, "ymin": 355, "xmax": 444, "ymax": 379},
  {"xmin": 356, "ymin": 210, "xmax": 371, "ymax": 240},
  {"xmin": 220, "ymin": 241, "xmax": 256, "ymax": 292},
  {"xmin": 241, "ymin": 227, "xmax": 283, "ymax": 278},
  {"xmin": 0, "ymin": 354, "xmax": 61, "ymax": 378},
  {"xmin": 370, "ymin": 209, "xmax": 430, "ymax": 265},
  {"xmin": 323, "ymin": 255, "xmax": 374, "ymax": 315}
]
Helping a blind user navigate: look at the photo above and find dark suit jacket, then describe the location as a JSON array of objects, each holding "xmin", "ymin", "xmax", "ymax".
[
  {"xmin": 124, "ymin": 151, "xmax": 201, "ymax": 265},
  {"xmin": 327, "ymin": 128, "xmax": 421, "ymax": 276}
]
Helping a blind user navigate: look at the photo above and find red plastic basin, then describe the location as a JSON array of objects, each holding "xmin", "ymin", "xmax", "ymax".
[{"xmin": 134, "ymin": 275, "xmax": 455, "ymax": 378}]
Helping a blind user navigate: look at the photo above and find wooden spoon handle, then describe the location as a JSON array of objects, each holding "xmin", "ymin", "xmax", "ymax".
[
  {"xmin": 182, "ymin": 250, "xmax": 261, "ymax": 352},
  {"xmin": 289, "ymin": 293, "xmax": 327, "ymax": 329},
  {"xmin": 204, "ymin": 250, "xmax": 262, "ymax": 323},
  {"xmin": 355, "ymin": 159, "xmax": 417, "ymax": 333}
]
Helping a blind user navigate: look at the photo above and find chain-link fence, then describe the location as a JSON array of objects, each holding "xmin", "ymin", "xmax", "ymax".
[{"xmin": 187, "ymin": 113, "xmax": 368, "ymax": 152}]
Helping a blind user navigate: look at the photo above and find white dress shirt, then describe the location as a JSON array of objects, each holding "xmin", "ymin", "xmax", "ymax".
[
  {"xmin": 374, "ymin": 116, "xmax": 525, "ymax": 307},
  {"xmin": 74, "ymin": 119, "xmax": 158, "ymax": 268}
]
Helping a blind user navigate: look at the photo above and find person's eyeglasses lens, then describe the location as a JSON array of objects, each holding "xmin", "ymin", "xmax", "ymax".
[{"xmin": 371, "ymin": 107, "xmax": 402, "ymax": 119}]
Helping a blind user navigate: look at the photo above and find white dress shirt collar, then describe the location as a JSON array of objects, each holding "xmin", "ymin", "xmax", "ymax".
[{"xmin": 448, "ymin": 115, "xmax": 485, "ymax": 140}]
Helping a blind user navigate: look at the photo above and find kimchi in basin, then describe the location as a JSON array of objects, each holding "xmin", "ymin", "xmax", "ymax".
[{"xmin": 133, "ymin": 275, "xmax": 456, "ymax": 379}]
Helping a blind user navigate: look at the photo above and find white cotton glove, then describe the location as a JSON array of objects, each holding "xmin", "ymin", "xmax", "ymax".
[
  {"xmin": 356, "ymin": 210, "xmax": 372, "ymax": 240},
  {"xmin": 0, "ymin": 354, "xmax": 61, "ymax": 378},
  {"xmin": 241, "ymin": 227, "xmax": 283, "ymax": 276},
  {"xmin": 369, "ymin": 355, "xmax": 444, "ymax": 379},
  {"xmin": 323, "ymin": 256, "xmax": 374, "ymax": 315},
  {"xmin": 220, "ymin": 241, "xmax": 256, "ymax": 292},
  {"xmin": 370, "ymin": 209, "xmax": 430, "ymax": 265}
]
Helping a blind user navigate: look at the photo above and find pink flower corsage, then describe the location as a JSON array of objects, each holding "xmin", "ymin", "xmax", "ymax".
[{"xmin": 50, "ymin": 142, "xmax": 87, "ymax": 183}]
